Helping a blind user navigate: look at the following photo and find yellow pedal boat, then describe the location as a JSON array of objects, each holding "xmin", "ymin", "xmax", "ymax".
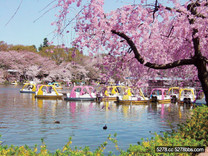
[{"xmin": 35, "ymin": 85, "xmax": 63, "ymax": 99}]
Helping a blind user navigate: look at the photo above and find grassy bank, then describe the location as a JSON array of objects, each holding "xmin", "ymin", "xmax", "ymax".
[{"xmin": 0, "ymin": 105, "xmax": 207, "ymax": 155}]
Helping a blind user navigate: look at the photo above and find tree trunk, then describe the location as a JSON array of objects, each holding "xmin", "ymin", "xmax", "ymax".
[{"xmin": 195, "ymin": 57, "xmax": 208, "ymax": 106}]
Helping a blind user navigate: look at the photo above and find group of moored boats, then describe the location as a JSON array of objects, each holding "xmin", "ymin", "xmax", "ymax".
[
  {"xmin": 19, "ymin": 82, "xmax": 206, "ymax": 106},
  {"xmin": 150, "ymin": 87, "xmax": 205, "ymax": 106}
]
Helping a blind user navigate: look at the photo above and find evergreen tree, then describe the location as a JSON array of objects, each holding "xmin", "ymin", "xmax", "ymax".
[
  {"xmin": 43, "ymin": 38, "xmax": 49, "ymax": 47},
  {"xmin": 38, "ymin": 44, "xmax": 43, "ymax": 52},
  {"xmin": 38, "ymin": 38, "xmax": 49, "ymax": 51}
]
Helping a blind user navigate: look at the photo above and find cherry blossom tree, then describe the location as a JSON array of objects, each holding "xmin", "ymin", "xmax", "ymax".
[
  {"xmin": 0, "ymin": 50, "xmax": 98, "ymax": 83},
  {"xmin": 0, "ymin": 51, "xmax": 58, "ymax": 82},
  {"xmin": 0, "ymin": 69, "xmax": 5, "ymax": 82},
  {"xmin": 47, "ymin": 62, "xmax": 72, "ymax": 82},
  {"xmin": 54, "ymin": 0, "xmax": 208, "ymax": 105}
]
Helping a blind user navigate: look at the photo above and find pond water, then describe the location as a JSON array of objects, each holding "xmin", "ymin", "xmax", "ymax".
[{"xmin": 0, "ymin": 85, "xmax": 192, "ymax": 154}]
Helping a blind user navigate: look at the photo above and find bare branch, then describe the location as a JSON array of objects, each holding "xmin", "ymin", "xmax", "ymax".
[
  {"xmin": 33, "ymin": 0, "xmax": 57, "ymax": 23},
  {"xmin": 5, "ymin": 0, "xmax": 23, "ymax": 26},
  {"xmin": 59, "ymin": 7, "xmax": 85, "ymax": 35},
  {"xmin": 33, "ymin": 8, "xmax": 53, "ymax": 23},
  {"xmin": 111, "ymin": 30, "xmax": 195, "ymax": 70},
  {"xmin": 39, "ymin": 0, "xmax": 56, "ymax": 13}
]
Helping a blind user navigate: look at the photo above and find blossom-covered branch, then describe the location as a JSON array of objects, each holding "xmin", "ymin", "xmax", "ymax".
[{"xmin": 111, "ymin": 30, "xmax": 194, "ymax": 69}]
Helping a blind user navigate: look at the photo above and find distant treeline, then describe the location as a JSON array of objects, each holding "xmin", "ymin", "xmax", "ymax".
[{"xmin": 0, "ymin": 39, "xmax": 87, "ymax": 65}]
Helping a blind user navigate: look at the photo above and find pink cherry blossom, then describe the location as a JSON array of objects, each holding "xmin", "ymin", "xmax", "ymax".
[{"xmin": 54, "ymin": 0, "xmax": 208, "ymax": 105}]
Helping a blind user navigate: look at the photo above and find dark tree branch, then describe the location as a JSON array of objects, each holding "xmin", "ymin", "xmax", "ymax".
[
  {"xmin": 187, "ymin": 1, "xmax": 207, "ymax": 19},
  {"xmin": 160, "ymin": 26, "xmax": 174, "ymax": 38},
  {"xmin": 111, "ymin": 30, "xmax": 144, "ymax": 64},
  {"xmin": 152, "ymin": 0, "xmax": 158, "ymax": 22},
  {"xmin": 158, "ymin": 3, "xmax": 207, "ymax": 19},
  {"xmin": 144, "ymin": 59, "xmax": 194, "ymax": 69},
  {"xmin": 192, "ymin": 35, "xmax": 201, "ymax": 56},
  {"xmin": 111, "ymin": 30, "xmax": 195, "ymax": 70},
  {"xmin": 167, "ymin": 26, "xmax": 174, "ymax": 38}
]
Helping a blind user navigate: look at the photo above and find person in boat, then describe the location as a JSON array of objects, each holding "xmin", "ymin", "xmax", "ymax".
[
  {"xmin": 49, "ymin": 86, "xmax": 52, "ymax": 93},
  {"xmin": 104, "ymin": 87, "xmax": 109, "ymax": 97},
  {"xmin": 27, "ymin": 85, "xmax": 33, "ymax": 90}
]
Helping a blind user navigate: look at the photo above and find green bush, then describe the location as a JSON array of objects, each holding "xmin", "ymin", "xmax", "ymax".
[
  {"xmin": 177, "ymin": 105, "xmax": 208, "ymax": 144},
  {"xmin": 0, "ymin": 106, "xmax": 207, "ymax": 155},
  {"xmin": 2, "ymin": 81, "xmax": 10, "ymax": 85}
]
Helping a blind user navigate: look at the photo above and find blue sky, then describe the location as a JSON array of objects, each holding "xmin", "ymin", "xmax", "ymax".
[
  {"xmin": 0, "ymin": 0, "xmax": 60, "ymax": 48},
  {"xmin": 0, "ymin": 0, "xmax": 186, "ymax": 49}
]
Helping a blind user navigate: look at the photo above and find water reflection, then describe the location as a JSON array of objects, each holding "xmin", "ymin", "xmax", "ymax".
[
  {"xmin": 0, "ymin": 86, "xmax": 191, "ymax": 153},
  {"xmin": 148, "ymin": 103, "xmax": 191, "ymax": 125},
  {"xmin": 36, "ymin": 99, "xmax": 63, "ymax": 117}
]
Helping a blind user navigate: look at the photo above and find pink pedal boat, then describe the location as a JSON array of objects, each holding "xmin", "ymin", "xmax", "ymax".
[{"xmin": 64, "ymin": 86, "xmax": 97, "ymax": 101}]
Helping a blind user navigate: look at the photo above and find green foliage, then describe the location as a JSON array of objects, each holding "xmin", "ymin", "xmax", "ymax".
[
  {"xmin": 8, "ymin": 45, "xmax": 37, "ymax": 52},
  {"xmin": 177, "ymin": 105, "xmax": 208, "ymax": 144},
  {"xmin": 71, "ymin": 79, "xmax": 83, "ymax": 85},
  {"xmin": 38, "ymin": 38, "xmax": 49, "ymax": 51},
  {"xmin": 39, "ymin": 45, "xmax": 66, "ymax": 64},
  {"xmin": 0, "ymin": 41, "xmax": 37, "ymax": 52},
  {"xmin": 2, "ymin": 81, "xmax": 10, "ymax": 85},
  {"xmin": 43, "ymin": 38, "xmax": 49, "ymax": 47},
  {"xmin": 67, "ymin": 48, "xmax": 87, "ymax": 63},
  {"xmin": 38, "ymin": 46, "xmax": 87, "ymax": 64},
  {"xmin": 0, "ymin": 106, "xmax": 207, "ymax": 155}
]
